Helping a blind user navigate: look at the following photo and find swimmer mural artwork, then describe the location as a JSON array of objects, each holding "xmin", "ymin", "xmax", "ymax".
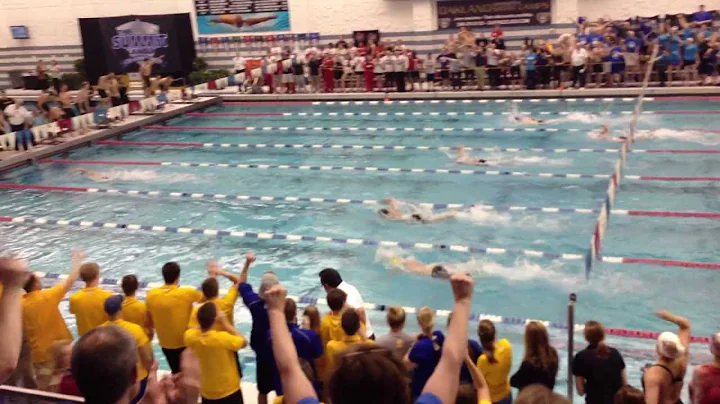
[{"xmin": 194, "ymin": 0, "xmax": 290, "ymax": 34}]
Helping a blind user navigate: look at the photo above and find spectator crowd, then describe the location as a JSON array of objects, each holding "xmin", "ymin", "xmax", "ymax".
[
  {"xmin": 0, "ymin": 250, "xmax": 719, "ymax": 404},
  {"xmin": 231, "ymin": 5, "xmax": 718, "ymax": 94}
]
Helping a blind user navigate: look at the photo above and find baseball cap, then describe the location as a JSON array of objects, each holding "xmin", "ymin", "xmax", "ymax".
[
  {"xmin": 104, "ymin": 294, "xmax": 124, "ymax": 316},
  {"xmin": 656, "ymin": 331, "xmax": 686, "ymax": 359},
  {"xmin": 258, "ymin": 272, "xmax": 279, "ymax": 299}
]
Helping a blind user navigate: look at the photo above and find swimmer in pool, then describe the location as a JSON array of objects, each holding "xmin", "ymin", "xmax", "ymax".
[
  {"xmin": 377, "ymin": 198, "xmax": 458, "ymax": 223},
  {"xmin": 388, "ymin": 256, "xmax": 452, "ymax": 279},
  {"xmin": 513, "ymin": 115, "xmax": 545, "ymax": 125},
  {"xmin": 72, "ymin": 168, "xmax": 113, "ymax": 181},
  {"xmin": 456, "ymin": 145, "xmax": 487, "ymax": 165},
  {"xmin": 593, "ymin": 125, "xmax": 628, "ymax": 142}
]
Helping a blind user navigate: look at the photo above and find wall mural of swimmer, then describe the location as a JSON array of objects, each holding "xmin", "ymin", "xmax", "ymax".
[{"xmin": 196, "ymin": 11, "xmax": 290, "ymax": 34}]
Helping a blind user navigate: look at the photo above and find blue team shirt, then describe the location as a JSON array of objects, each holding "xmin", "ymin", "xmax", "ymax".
[
  {"xmin": 693, "ymin": 11, "xmax": 713, "ymax": 23},
  {"xmin": 239, "ymin": 283, "xmax": 272, "ymax": 359},
  {"xmin": 408, "ymin": 330, "xmax": 445, "ymax": 397},
  {"xmin": 701, "ymin": 29, "xmax": 713, "ymax": 38},
  {"xmin": 268, "ymin": 323, "xmax": 323, "ymax": 395},
  {"xmin": 625, "ymin": 37, "xmax": 642, "ymax": 53},
  {"xmin": 681, "ymin": 28, "xmax": 696, "ymax": 40},
  {"xmin": 684, "ymin": 43, "xmax": 698, "ymax": 61},
  {"xmin": 668, "ymin": 36, "xmax": 681, "ymax": 53},
  {"xmin": 578, "ymin": 34, "xmax": 591, "ymax": 43},
  {"xmin": 658, "ymin": 34, "xmax": 670, "ymax": 49},
  {"xmin": 525, "ymin": 53, "xmax": 538, "ymax": 71},
  {"xmin": 610, "ymin": 46, "xmax": 625, "ymax": 63}
]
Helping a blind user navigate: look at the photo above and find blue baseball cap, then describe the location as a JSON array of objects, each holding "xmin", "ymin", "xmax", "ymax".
[{"xmin": 104, "ymin": 294, "xmax": 124, "ymax": 316}]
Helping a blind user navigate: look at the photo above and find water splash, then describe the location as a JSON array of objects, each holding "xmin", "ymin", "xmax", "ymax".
[{"xmin": 633, "ymin": 128, "xmax": 720, "ymax": 145}]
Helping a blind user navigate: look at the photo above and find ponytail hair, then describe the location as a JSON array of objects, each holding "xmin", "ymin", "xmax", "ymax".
[
  {"xmin": 584, "ymin": 320, "xmax": 609, "ymax": 359},
  {"xmin": 478, "ymin": 319, "xmax": 498, "ymax": 364}
]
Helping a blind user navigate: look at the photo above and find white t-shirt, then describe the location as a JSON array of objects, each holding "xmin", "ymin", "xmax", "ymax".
[
  {"xmin": 571, "ymin": 48, "xmax": 588, "ymax": 66},
  {"xmin": 4, "ymin": 104, "xmax": 29, "ymax": 126},
  {"xmin": 233, "ymin": 56, "xmax": 246, "ymax": 71},
  {"xmin": 353, "ymin": 56, "xmax": 365, "ymax": 72},
  {"xmin": 395, "ymin": 55, "xmax": 409, "ymax": 72},
  {"xmin": 381, "ymin": 55, "xmax": 396, "ymax": 72},
  {"xmin": 337, "ymin": 281, "xmax": 374, "ymax": 337}
]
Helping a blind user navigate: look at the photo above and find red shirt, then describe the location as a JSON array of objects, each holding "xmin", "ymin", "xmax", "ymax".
[
  {"xmin": 357, "ymin": 46, "xmax": 367, "ymax": 55},
  {"xmin": 322, "ymin": 58, "xmax": 334, "ymax": 70},
  {"xmin": 59, "ymin": 374, "xmax": 81, "ymax": 397},
  {"xmin": 363, "ymin": 61, "xmax": 375, "ymax": 72},
  {"xmin": 491, "ymin": 28, "xmax": 504, "ymax": 38}
]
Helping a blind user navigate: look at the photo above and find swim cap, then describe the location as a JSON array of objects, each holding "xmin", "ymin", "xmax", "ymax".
[
  {"xmin": 431, "ymin": 265, "xmax": 450, "ymax": 279},
  {"xmin": 656, "ymin": 331, "xmax": 686, "ymax": 359},
  {"xmin": 411, "ymin": 214, "xmax": 423, "ymax": 222}
]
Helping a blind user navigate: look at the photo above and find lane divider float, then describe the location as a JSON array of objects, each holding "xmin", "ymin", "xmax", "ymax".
[
  {"xmin": 2, "ymin": 214, "xmax": 719, "ymax": 270},
  {"xmin": 2, "ymin": 183, "xmax": 719, "ymax": 219},
  {"xmin": 39, "ymin": 159, "xmax": 720, "ymax": 182},
  {"xmin": 188, "ymin": 111, "xmax": 658, "ymax": 117},
  {"xmin": 307, "ymin": 98, "xmax": 655, "ymax": 105},
  {"xmin": 95, "ymin": 141, "xmax": 720, "ymax": 155}
]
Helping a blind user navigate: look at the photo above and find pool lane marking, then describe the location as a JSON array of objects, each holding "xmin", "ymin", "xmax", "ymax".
[
  {"xmin": 29, "ymin": 270, "xmax": 713, "ymax": 344},
  {"xmin": 302, "ymin": 98, "xmax": 654, "ymax": 106},
  {"xmin": 144, "ymin": 125, "xmax": 720, "ymax": 135},
  {"xmin": 95, "ymin": 141, "xmax": 720, "ymax": 155},
  {"xmin": 3, "ymin": 183, "xmax": 719, "ymax": 219},
  {"xmin": 38, "ymin": 159, "xmax": 614, "ymax": 179},
  {"xmin": 2, "ymin": 214, "xmax": 718, "ymax": 270},
  {"xmin": 144, "ymin": 125, "xmax": 581, "ymax": 133},
  {"xmin": 38, "ymin": 159, "xmax": 720, "ymax": 182},
  {"xmin": 187, "ymin": 111, "xmax": 658, "ymax": 117}
]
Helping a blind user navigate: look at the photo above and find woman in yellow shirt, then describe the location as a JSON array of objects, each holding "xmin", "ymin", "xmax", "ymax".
[{"xmin": 476, "ymin": 320, "xmax": 513, "ymax": 404}]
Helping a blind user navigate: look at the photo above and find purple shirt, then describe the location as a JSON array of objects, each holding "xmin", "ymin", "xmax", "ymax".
[{"xmin": 239, "ymin": 283, "xmax": 271, "ymax": 359}]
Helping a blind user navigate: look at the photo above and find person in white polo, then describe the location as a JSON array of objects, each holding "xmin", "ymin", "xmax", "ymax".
[
  {"xmin": 4, "ymin": 98, "xmax": 30, "ymax": 133},
  {"xmin": 319, "ymin": 268, "xmax": 374, "ymax": 339}
]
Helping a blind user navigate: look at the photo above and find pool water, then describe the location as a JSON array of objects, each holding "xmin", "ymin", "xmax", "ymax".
[{"xmin": 1, "ymin": 98, "xmax": 718, "ymax": 396}]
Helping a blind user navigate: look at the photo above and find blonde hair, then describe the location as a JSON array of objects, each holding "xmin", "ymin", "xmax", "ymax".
[
  {"xmin": 387, "ymin": 306, "xmax": 406, "ymax": 330},
  {"xmin": 79, "ymin": 262, "xmax": 100, "ymax": 283},
  {"xmin": 417, "ymin": 307, "xmax": 435, "ymax": 335}
]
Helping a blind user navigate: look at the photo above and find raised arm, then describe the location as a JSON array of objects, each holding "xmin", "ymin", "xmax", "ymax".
[
  {"xmin": 62, "ymin": 248, "xmax": 84, "ymax": 294},
  {"xmin": 0, "ymin": 258, "xmax": 30, "ymax": 381},
  {"xmin": 238, "ymin": 252, "xmax": 256, "ymax": 285},
  {"xmin": 655, "ymin": 310, "xmax": 691, "ymax": 349},
  {"xmin": 266, "ymin": 285, "xmax": 317, "ymax": 404},
  {"xmin": 207, "ymin": 259, "xmax": 240, "ymax": 284},
  {"xmin": 420, "ymin": 273, "xmax": 474, "ymax": 403},
  {"xmin": 465, "ymin": 354, "xmax": 491, "ymax": 402}
]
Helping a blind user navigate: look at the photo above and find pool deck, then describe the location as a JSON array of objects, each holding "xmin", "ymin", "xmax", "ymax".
[
  {"xmin": 202, "ymin": 85, "xmax": 720, "ymax": 101},
  {"xmin": 0, "ymin": 97, "xmax": 221, "ymax": 174}
]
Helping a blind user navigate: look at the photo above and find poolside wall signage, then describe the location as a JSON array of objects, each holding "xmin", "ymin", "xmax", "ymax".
[
  {"xmin": 437, "ymin": 0, "xmax": 552, "ymax": 29},
  {"xmin": 78, "ymin": 14, "xmax": 196, "ymax": 83}
]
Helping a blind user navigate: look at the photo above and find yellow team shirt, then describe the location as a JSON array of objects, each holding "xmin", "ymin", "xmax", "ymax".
[
  {"xmin": 22, "ymin": 285, "xmax": 72, "ymax": 364},
  {"xmin": 325, "ymin": 334, "xmax": 372, "ymax": 372},
  {"xmin": 69, "ymin": 287, "xmax": 113, "ymax": 336},
  {"xmin": 188, "ymin": 287, "xmax": 239, "ymax": 329},
  {"xmin": 476, "ymin": 338, "xmax": 513, "ymax": 403},
  {"xmin": 184, "ymin": 328, "xmax": 246, "ymax": 400},
  {"xmin": 147, "ymin": 285, "xmax": 202, "ymax": 349},
  {"xmin": 102, "ymin": 319, "xmax": 150, "ymax": 380},
  {"xmin": 121, "ymin": 296, "xmax": 148, "ymax": 330}
]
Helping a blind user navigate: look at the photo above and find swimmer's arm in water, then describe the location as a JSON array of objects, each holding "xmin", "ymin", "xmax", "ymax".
[
  {"xmin": 381, "ymin": 198, "xmax": 404, "ymax": 218},
  {"xmin": 424, "ymin": 211, "xmax": 459, "ymax": 223}
]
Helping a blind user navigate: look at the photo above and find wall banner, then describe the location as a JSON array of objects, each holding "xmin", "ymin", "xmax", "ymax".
[
  {"xmin": 195, "ymin": 0, "xmax": 290, "ymax": 35},
  {"xmin": 437, "ymin": 0, "xmax": 552, "ymax": 29}
]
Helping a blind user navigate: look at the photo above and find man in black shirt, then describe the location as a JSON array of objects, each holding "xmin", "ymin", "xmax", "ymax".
[
  {"xmin": 308, "ymin": 56, "xmax": 322, "ymax": 93},
  {"xmin": 474, "ymin": 47, "xmax": 487, "ymax": 90}
]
